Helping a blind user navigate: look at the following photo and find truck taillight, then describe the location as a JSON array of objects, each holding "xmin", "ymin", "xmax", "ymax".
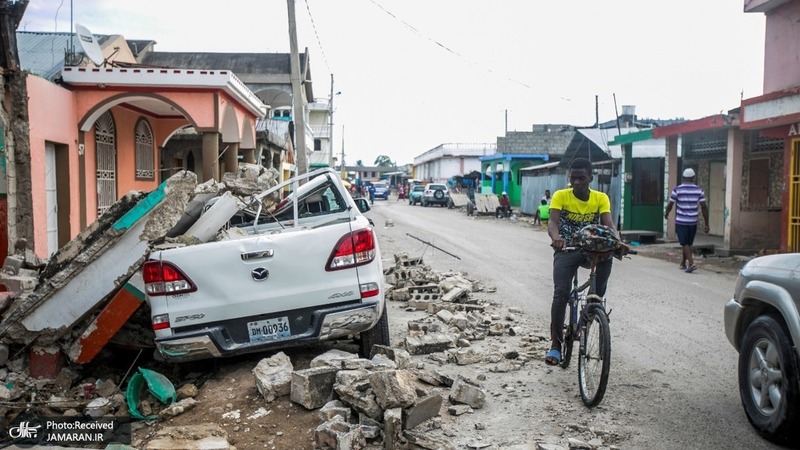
[
  {"xmin": 360, "ymin": 282, "xmax": 380, "ymax": 298},
  {"xmin": 152, "ymin": 314, "xmax": 170, "ymax": 330},
  {"xmin": 142, "ymin": 260, "xmax": 197, "ymax": 296},
  {"xmin": 327, "ymin": 228, "xmax": 376, "ymax": 271}
]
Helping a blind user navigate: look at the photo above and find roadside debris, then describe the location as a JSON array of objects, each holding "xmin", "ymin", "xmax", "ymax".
[{"xmin": 0, "ymin": 164, "xmax": 280, "ymax": 369}]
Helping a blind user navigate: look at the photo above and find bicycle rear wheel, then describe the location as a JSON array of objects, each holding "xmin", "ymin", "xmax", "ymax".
[{"xmin": 578, "ymin": 303, "xmax": 611, "ymax": 407}]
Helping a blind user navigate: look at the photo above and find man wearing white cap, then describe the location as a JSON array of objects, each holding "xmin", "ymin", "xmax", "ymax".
[
  {"xmin": 496, "ymin": 191, "xmax": 511, "ymax": 218},
  {"xmin": 664, "ymin": 168, "xmax": 709, "ymax": 273}
]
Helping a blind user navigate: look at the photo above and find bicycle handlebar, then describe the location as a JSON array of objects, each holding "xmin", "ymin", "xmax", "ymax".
[{"xmin": 560, "ymin": 246, "xmax": 638, "ymax": 255}]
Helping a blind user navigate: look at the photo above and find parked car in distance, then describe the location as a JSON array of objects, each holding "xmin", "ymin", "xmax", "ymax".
[
  {"xmin": 408, "ymin": 185, "xmax": 425, "ymax": 205},
  {"xmin": 372, "ymin": 182, "xmax": 389, "ymax": 200},
  {"xmin": 422, "ymin": 183, "xmax": 450, "ymax": 207},
  {"xmin": 724, "ymin": 253, "xmax": 800, "ymax": 446}
]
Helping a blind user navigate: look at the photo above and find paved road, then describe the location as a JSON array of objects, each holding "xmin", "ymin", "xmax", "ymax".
[{"xmin": 365, "ymin": 197, "xmax": 780, "ymax": 450}]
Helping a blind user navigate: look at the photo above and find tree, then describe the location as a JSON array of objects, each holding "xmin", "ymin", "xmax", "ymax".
[
  {"xmin": 374, "ymin": 155, "xmax": 394, "ymax": 167},
  {"xmin": 356, "ymin": 159, "xmax": 364, "ymax": 166}
]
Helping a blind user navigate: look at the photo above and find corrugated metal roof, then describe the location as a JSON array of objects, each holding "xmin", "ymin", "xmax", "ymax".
[
  {"xmin": 569, "ymin": 128, "xmax": 665, "ymax": 160},
  {"xmin": 519, "ymin": 161, "xmax": 560, "ymax": 171},
  {"xmin": 16, "ymin": 31, "xmax": 77, "ymax": 80}
]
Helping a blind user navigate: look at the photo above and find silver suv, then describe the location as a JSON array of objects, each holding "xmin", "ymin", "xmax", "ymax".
[
  {"xmin": 724, "ymin": 253, "xmax": 800, "ymax": 445},
  {"xmin": 422, "ymin": 183, "xmax": 450, "ymax": 207}
]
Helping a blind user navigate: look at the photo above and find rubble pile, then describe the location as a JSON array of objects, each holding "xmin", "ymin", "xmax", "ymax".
[{"xmin": 0, "ymin": 165, "xmax": 280, "ymax": 387}]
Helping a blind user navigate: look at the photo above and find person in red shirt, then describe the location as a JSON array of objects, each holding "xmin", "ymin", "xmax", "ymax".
[{"xmin": 496, "ymin": 191, "xmax": 511, "ymax": 218}]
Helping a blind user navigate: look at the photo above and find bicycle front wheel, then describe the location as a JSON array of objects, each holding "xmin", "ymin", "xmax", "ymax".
[{"xmin": 578, "ymin": 304, "xmax": 611, "ymax": 407}]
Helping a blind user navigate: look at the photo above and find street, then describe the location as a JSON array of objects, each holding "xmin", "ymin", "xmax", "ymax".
[{"xmin": 365, "ymin": 197, "xmax": 780, "ymax": 450}]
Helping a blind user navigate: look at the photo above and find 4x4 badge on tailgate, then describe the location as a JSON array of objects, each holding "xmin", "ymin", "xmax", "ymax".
[{"xmin": 251, "ymin": 267, "xmax": 270, "ymax": 281}]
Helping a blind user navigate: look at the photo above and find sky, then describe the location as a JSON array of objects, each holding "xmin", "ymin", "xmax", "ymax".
[{"xmin": 19, "ymin": 0, "xmax": 766, "ymax": 166}]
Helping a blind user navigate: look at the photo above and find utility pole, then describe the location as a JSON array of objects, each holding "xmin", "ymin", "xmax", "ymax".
[
  {"xmin": 340, "ymin": 125, "xmax": 345, "ymax": 178},
  {"xmin": 287, "ymin": 0, "xmax": 308, "ymax": 175},
  {"xmin": 329, "ymin": 73, "xmax": 334, "ymax": 168}
]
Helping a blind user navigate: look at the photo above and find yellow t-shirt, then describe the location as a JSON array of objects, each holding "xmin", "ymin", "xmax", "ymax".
[{"xmin": 550, "ymin": 188, "xmax": 611, "ymax": 245}]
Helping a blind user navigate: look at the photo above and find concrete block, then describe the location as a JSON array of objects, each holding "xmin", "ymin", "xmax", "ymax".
[
  {"xmin": 314, "ymin": 417, "xmax": 366, "ymax": 450},
  {"xmin": 403, "ymin": 393, "xmax": 443, "ymax": 430},
  {"xmin": 2, "ymin": 255, "xmax": 24, "ymax": 275},
  {"xmin": 404, "ymin": 333, "xmax": 455, "ymax": 355},
  {"xmin": 29, "ymin": 345, "xmax": 64, "ymax": 379},
  {"xmin": 290, "ymin": 366, "xmax": 338, "ymax": 409}
]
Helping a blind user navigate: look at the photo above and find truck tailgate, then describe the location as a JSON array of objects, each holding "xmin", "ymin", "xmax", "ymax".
[{"xmin": 149, "ymin": 221, "xmax": 368, "ymax": 326}]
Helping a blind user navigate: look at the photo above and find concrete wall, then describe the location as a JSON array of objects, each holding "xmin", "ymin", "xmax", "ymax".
[
  {"xmin": 26, "ymin": 75, "xmax": 80, "ymax": 257},
  {"xmin": 763, "ymin": 1, "xmax": 800, "ymax": 93},
  {"xmin": 415, "ymin": 157, "xmax": 480, "ymax": 183}
]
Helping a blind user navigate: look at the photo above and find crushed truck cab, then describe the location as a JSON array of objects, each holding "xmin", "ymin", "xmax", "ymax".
[{"xmin": 143, "ymin": 169, "xmax": 388, "ymax": 362}]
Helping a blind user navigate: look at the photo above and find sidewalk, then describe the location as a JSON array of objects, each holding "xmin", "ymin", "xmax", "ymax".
[{"xmin": 629, "ymin": 235, "xmax": 751, "ymax": 275}]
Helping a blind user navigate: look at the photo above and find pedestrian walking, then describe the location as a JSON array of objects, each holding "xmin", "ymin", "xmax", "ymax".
[{"xmin": 664, "ymin": 168, "xmax": 709, "ymax": 273}]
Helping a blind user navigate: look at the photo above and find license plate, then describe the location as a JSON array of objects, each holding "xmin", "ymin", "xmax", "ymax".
[{"xmin": 248, "ymin": 317, "xmax": 291, "ymax": 342}]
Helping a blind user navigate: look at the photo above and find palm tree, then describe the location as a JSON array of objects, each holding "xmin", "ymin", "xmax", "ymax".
[{"xmin": 374, "ymin": 155, "xmax": 394, "ymax": 167}]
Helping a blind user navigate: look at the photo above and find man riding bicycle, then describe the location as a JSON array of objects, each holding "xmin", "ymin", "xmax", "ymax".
[{"xmin": 545, "ymin": 158, "xmax": 629, "ymax": 366}]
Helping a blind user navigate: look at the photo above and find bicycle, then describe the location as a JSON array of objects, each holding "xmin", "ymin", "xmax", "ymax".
[{"xmin": 558, "ymin": 245, "xmax": 636, "ymax": 407}]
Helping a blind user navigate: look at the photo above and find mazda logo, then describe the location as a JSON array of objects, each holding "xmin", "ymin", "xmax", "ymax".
[{"xmin": 251, "ymin": 268, "xmax": 269, "ymax": 281}]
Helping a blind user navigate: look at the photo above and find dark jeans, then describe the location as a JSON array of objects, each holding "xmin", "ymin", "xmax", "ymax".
[
  {"xmin": 550, "ymin": 250, "xmax": 613, "ymax": 348},
  {"xmin": 496, "ymin": 205, "xmax": 511, "ymax": 217}
]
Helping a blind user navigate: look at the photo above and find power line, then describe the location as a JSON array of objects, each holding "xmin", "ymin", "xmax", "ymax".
[
  {"xmin": 303, "ymin": 0, "xmax": 331, "ymax": 73},
  {"xmin": 365, "ymin": 0, "xmax": 534, "ymax": 90}
]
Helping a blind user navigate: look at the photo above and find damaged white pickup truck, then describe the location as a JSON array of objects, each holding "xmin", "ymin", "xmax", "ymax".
[{"xmin": 141, "ymin": 168, "xmax": 388, "ymax": 362}]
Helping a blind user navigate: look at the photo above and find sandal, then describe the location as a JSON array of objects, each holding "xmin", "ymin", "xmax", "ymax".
[
  {"xmin": 685, "ymin": 265, "xmax": 697, "ymax": 273},
  {"xmin": 679, "ymin": 264, "xmax": 686, "ymax": 270},
  {"xmin": 545, "ymin": 349, "xmax": 561, "ymax": 366}
]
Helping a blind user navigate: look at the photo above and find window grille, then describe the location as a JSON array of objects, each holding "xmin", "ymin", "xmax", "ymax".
[
  {"xmin": 135, "ymin": 119, "xmax": 155, "ymax": 179},
  {"xmin": 95, "ymin": 112, "xmax": 116, "ymax": 216}
]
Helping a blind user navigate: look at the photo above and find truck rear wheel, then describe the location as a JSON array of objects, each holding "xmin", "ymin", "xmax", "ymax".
[{"xmin": 358, "ymin": 304, "xmax": 390, "ymax": 358}]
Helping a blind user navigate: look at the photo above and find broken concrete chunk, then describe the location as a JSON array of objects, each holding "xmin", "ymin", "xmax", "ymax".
[
  {"xmin": 403, "ymin": 429, "xmax": 456, "ymax": 450},
  {"xmin": 318, "ymin": 400, "xmax": 352, "ymax": 423},
  {"xmin": 144, "ymin": 423, "xmax": 232, "ymax": 450},
  {"xmin": 403, "ymin": 393, "xmax": 443, "ymax": 430},
  {"xmin": 314, "ymin": 416, "xmax": 367, "ymax": 450},
  {"xmin": 290, "ymin": 366, "xmax": 338, "ymax": 410},
  {"xmin": 371, "ymin": 345, "xmax": 411, "ymax": 370},
  {"xmin": 182, "ymin": 191, "xmax": 242, "ymax": 243},
  {"xmin": 252, "ymin": 352, "xmax": 293, "ymax": 403},
  {"xmin": 333, "ymin": 381, "xmax": 383, "ymax": 421},
  {"xmin": 405, "ymin": 333, "xmax": 456, "ymax": 355},
  {"xmin": 451, "ymin": 348, "xmax": 482, "ymax": 366},
  {"xmin": 449, "ymin": 376, "xmax": 486, "ymax": 409},
  {"xmin": 141, "ymin": 170, "xmax": 198, "ymax": 241},
  {"xmin": 310, "ymin": 349, "xmax": 360, "ymax": 368},
  {"xmin": 369, "ymin": 370, "xmax": 417, "ymax": 410},
  {"xmin": 157, "ymin": 397, "xmax": 197, "ymax": 420},
  {"xmin": 176, "ymin": 383, "xmax": 199, "ymax": 399},
  {"xmin": 436, "ymin": 309, "xmax": 454, "ymax": 324},
  {"xmin": 384, "ymin": 408, "xmax": 403, "ymax": 450},
  {"xmin": 448, "ymin": 404, "xmax": 473, "ymax": 416}
]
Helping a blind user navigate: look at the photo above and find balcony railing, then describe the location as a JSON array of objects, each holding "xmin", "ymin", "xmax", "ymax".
[{"xmin": 310, "ymin": 124, "xmax": 331, "ymax": 137}]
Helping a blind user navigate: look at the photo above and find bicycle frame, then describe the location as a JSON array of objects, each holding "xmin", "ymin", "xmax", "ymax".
[{"xmin": 560, "ymin": 249, "xmax": 612, "ymax": 407}]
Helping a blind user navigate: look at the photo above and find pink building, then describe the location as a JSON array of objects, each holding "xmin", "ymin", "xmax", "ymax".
[
  {"xmin": 22, "ymin": 65, "xmax": 265, "ymax": 258},
  {"xmin": 740, "ymin": 0, "xmax": 800, "ymax": 252}
]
